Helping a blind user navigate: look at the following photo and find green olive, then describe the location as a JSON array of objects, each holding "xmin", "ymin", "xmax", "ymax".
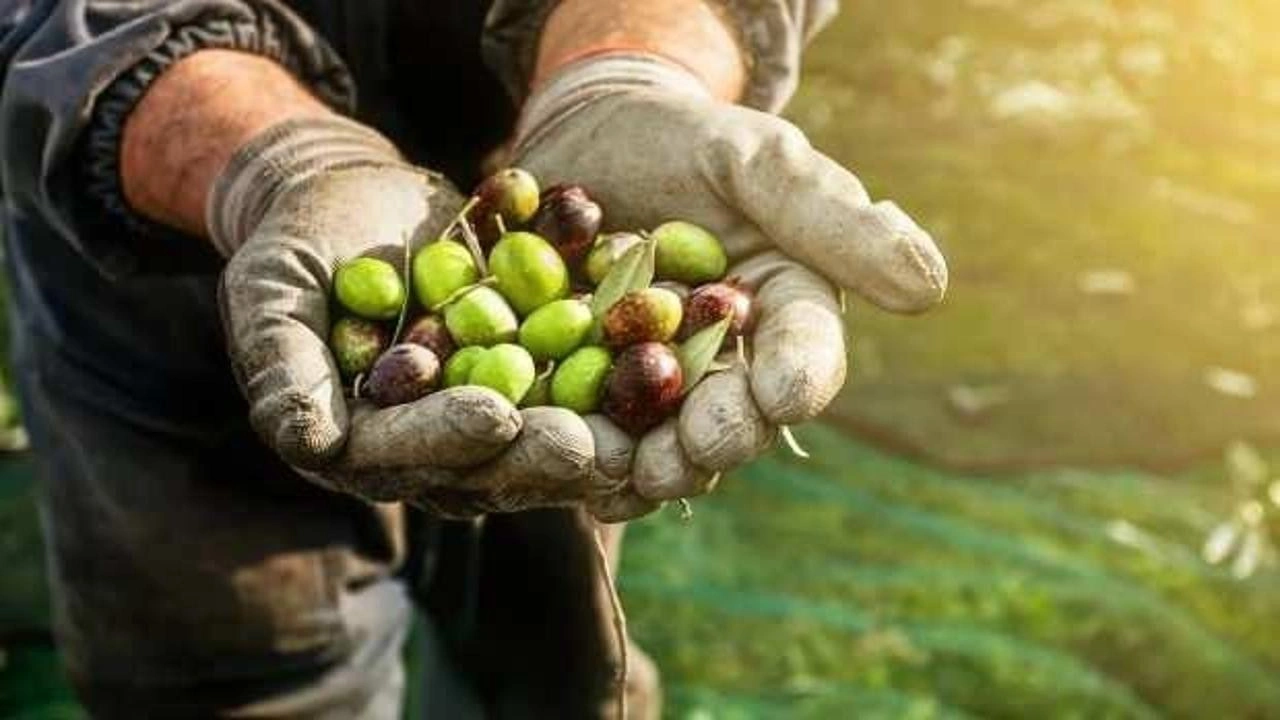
[
  {"xmin": 489, "ymin": 231, "xmax": 570, "ymax": 316},
  {"xmin": 584, "ymin": 232, "xmax": 645, "ymax": 286},
  {"xmin": 468, "ymin": 344, "xmax": 537, "ymax": 404},
  {"xmin": 551, "ymin": 346, "xmax": 613, "ymax": 414},
  {"xmin": 651, "ymin": 221, "xmax": 727, "ymax": 285},
  {"xmin": 443, "ymin": 346, "xmax": 487, "ymax": 387},
  {"xmin": 329, "ymin": 316, "xmax": 389, "ymax": 379},
  {"xmin": 413, "ymin": 240, "xmax": 479, "ymax": 309},
  {"xmin": 443, "ymin": 286, "xmax": 519, "ymax": 347},
  {"xmin": 518, "ymin": 299, "xmax": 593, "ymax": 362},
  {"xmin": 334, "ymin": 257, "xmax": 405, "ymax": 320}
]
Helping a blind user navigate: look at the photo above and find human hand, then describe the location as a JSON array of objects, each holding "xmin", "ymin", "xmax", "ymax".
[
  {"xmin": 215, "ymin": 117, "xmax": 597, "ymax": 515},
  {"xmin": 513, "ymin": 56, "xmax": 948, "ymax": 520}
]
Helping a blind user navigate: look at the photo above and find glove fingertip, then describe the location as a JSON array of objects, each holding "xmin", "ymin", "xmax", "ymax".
[
  {"xmin": 678, "ymin": 368, "xmax": 775, "ymax": 471},
  {"xmin": 845, "ymin": 201, "xmax": 949, "ymax": 314},
  {"xmin": 439, "ymin": 386, "xmax": 523, "ymax": 445},
  {"xmin": 519, "ymin": 406, "xmax": 596, "ymax": 481},
  {"xmin": 252, "ymin": 392, "xmax": 346, "ymax": 470},
  {"xmin": 750, "ymin": 280, "xmax": 848, "ymax": 425}
]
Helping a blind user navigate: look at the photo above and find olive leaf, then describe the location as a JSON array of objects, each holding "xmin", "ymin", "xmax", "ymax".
[
  {"xmin": 591, "ymin": 239, "xmax": 655, "ymax": 318},
  {"xmin": 588, "ymin": 239, "xmax": 655, "ymax": 342},
  {"xmin": 677, "ymin": 316, "xmax": 732, "ymax": 394}
]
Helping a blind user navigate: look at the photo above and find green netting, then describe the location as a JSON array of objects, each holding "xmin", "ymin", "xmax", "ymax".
[{"xmin": 619, "ymin": 424, "xmax": 1280, "ymax": 719}]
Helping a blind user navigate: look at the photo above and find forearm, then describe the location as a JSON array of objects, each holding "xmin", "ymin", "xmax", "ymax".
[
  {"xmin": 533, "ymin": 0, "xmax": 746, "ymax": 100},
  {"xmin": 120, "ymin": 50, "xmax": 334, "ymax": 237}
]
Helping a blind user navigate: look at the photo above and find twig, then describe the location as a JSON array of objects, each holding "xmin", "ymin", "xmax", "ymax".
[
  {"xmin": 458, "ymin": 216, "xmax": 489, "ymax": 277},
  {"xmin": 592, "ymin": 527, "xmax": 628, "ymax": 720},
  {"xmin": 779, "ymin": 425, "xmax": 811, "ymax": 459},
  {"xmin": 440, "ymin": 196, "xmax": 480, "ymax": 241},
  {"xmin": 392, "ymin": 230, "xmax": 413, "ymax": 343},
  {"xmin": 427, "ymin": 276, "xmax": 499, "ymax": 314}
]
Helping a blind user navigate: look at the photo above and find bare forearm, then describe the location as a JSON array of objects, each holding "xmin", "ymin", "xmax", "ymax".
[
  {"xmin": 534, "ymin": 0, "xmax": 746, "ymax": 100},
  {"xmin": 120, "ymin": 49, "xmax": 333, "ymax": 237}
]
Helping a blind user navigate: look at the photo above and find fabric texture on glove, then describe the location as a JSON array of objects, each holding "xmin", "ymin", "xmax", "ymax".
[
  {"xmin": 0, "ymin": 0, "xmax": 354, "ymax": 278},
  {"xmin": 483, "ymin": 0, "xmax": 839, "ymax": 112}
]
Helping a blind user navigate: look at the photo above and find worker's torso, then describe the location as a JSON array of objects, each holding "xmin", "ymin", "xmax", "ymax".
[
  {"xmin": 6, "ymin": 0, "xmax": 514, "ymax": 454},
  {"xmin": 0, "ymin": 0, "xmax": 513, "ymax": 637}
]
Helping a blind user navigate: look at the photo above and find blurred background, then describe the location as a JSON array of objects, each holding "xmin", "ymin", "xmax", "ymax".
[{"xmin": 5, "ymin": 0, "xmax": 1280, "ymax": 717}]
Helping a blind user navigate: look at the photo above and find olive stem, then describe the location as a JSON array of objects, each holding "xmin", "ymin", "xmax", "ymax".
[
  {"xmin": 677, "ymin": 498, "xmax": 694, "ymax": 521},
  {"xmin": 352, "ymin": 372, "xmax": 365, "ymax": 399},
  {"xmin": 457, "ymin": 215, "xmax": 490, "ymax": 277},
  {"xmin": 391, "ymin": 229, "xmax": 413, "ymax": 343},
  {"xmin": 494, "ymin": 213, "xmax": 508, "ymax": 236},
  {"xmin": 427, "ymin": 276, "xmax": 499, "ymax": 314},
  {"xmin": 592, "ymin": 527, "xmax": 629, "ymax": 720},
  {"xmin": 838, "ymin": 288, "xmax": 848, "ymax": 315},
  {"xmin": 440, "ymin": 196, "xmax": 481, "ymax": 241},
  {"xmin": 779, "ymin": 425, "xmax": 811, "ymax": 459},
  {"xmin": 535, "ymin": 360, "xmax": 557, "ymax": 383}
]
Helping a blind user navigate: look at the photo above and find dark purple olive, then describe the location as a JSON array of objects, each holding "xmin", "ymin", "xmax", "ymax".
[
  {"xmin": 530, "ymin": 184, "xmax": 603, "ymax": 267},
  {"xmin": 363, "ymin": 344, "xmax": 440, "ymax": 407},
  {"xmin": 402, "ymin": 314, "xmax": 456, "ymax": 361},
  {"xmin": 603, "ymin": 342, "xmax": 683, "ymax": 435},
  {"xmin": 680, "ymin": 280, "xmax": 754, "ymax": 345}
]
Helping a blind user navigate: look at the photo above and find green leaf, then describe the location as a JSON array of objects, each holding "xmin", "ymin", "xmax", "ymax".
[
  {"xmin": 591, "ymin": 239, "xmax": 655, "ymax": 319},
  {"xmin": 677, "ymin": 316, "xmax": 732, "ymax": 394}
]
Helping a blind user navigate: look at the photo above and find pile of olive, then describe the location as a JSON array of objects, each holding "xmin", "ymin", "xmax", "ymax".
[{"xmin": 329, "ymin": 168, "xmax": 753, "ymax": 436}]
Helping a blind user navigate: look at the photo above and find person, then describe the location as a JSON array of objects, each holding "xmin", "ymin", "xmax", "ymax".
[{"xmin": 0, "ymin": 0, "xmax": 947, "ymax": 717}]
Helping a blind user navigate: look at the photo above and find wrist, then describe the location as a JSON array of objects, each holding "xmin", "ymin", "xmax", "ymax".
[
  {"xmin": 532, "ymin": 0, "xmax": 746, "ymax": 102},
  {"xmin": 120, "ymin": 50, "xmax": 335, "ymax": 239}
]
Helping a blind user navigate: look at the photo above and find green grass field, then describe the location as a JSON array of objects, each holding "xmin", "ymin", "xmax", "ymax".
[{"xmin": 5, "ymin": 0, "xmax": 1280, "ymax": 717}]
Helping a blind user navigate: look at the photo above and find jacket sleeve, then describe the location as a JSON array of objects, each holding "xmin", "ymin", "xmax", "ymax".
[
  {"xmin": 482, "ymin": 0, "xmax": 839, "ymax": 114},
  {"xmin": 0, "ymin": 0, "xmax": 355, "ymax": 277}
]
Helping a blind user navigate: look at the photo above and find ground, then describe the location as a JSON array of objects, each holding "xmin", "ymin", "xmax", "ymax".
[{"xmin": 4, "ymin": 0, "xmax": 1280, "ymax": 717}]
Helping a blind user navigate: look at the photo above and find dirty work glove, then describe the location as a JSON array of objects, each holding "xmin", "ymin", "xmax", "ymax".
[
  {"xmin": 513, "ymin": 56, "xmax": 948, "ymax": 520},
  {"xmin": 214, "ymin": 116, "xmax": 594, "ymax": 515}
]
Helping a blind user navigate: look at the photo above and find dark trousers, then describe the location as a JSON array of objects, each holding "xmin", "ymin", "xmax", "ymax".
[{"xmin": 18, "ymin": 325, "xmax": 637, "ymax": 717}]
